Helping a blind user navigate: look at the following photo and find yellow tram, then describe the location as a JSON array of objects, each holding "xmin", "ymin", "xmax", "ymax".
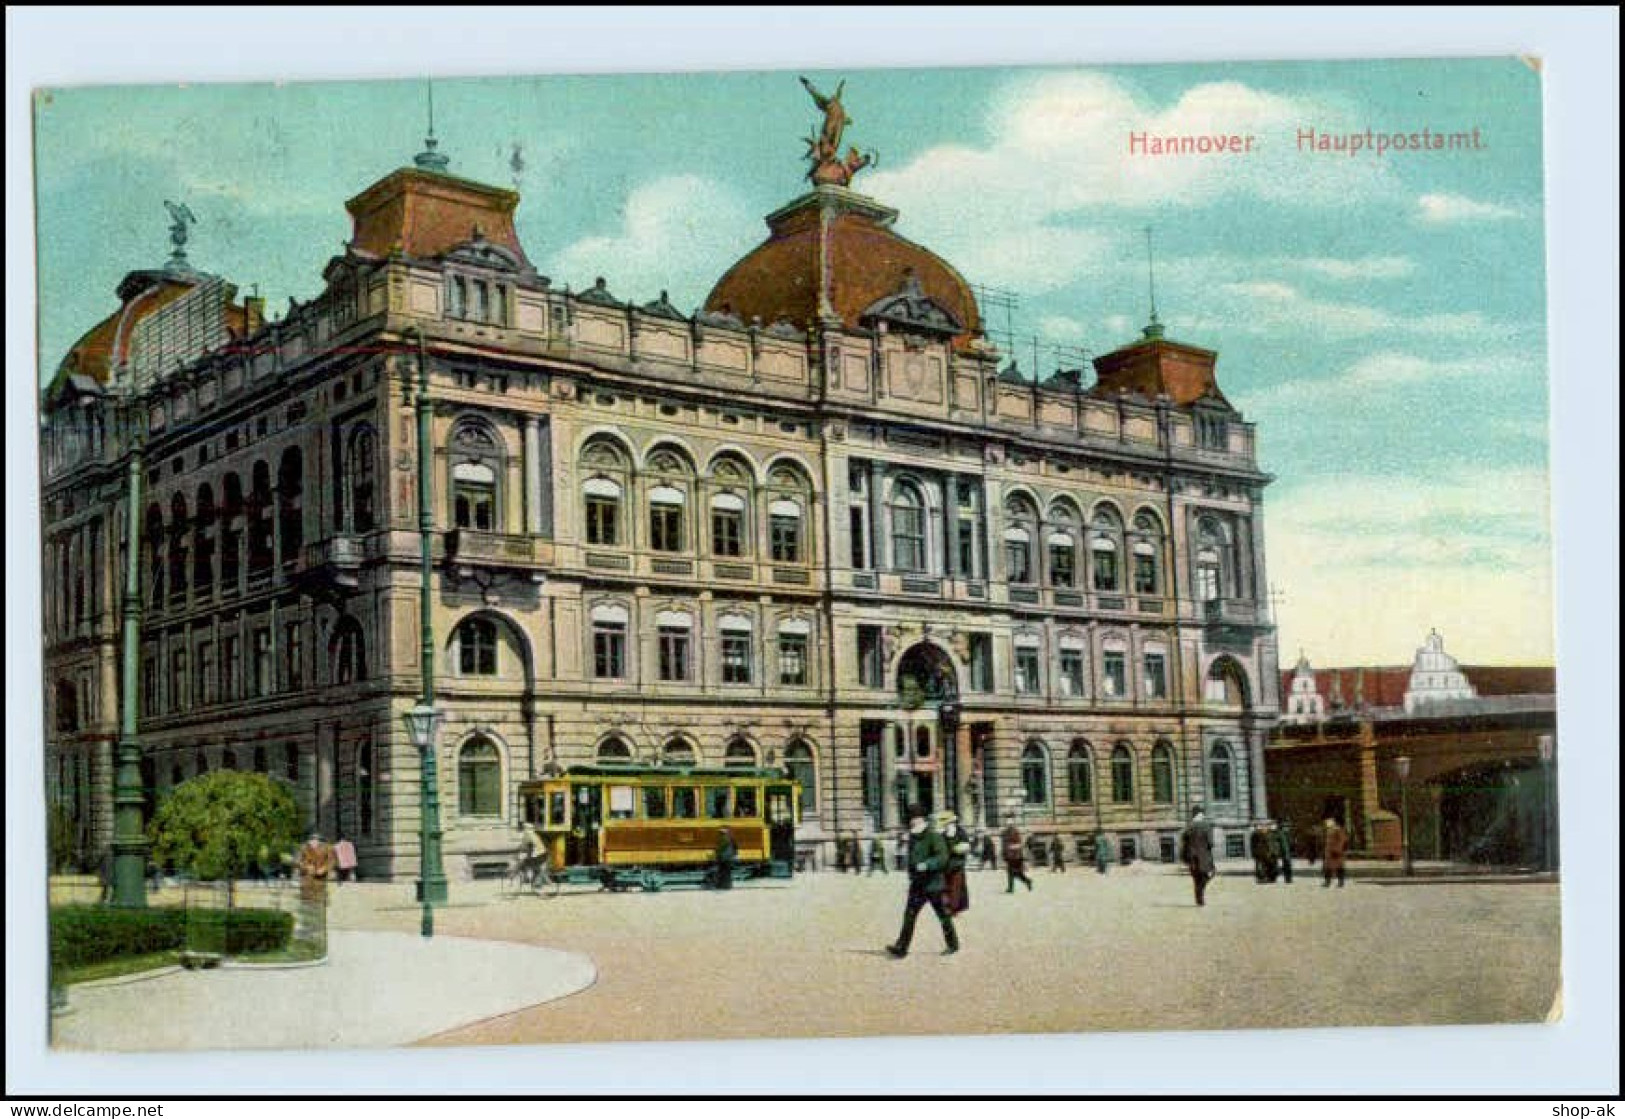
[{"xmin": 518, "ymin": 765, "xmax": 801, "ymax": 890}]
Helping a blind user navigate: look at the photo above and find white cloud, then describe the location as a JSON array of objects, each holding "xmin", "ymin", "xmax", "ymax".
[
  {"xmin": 863, "ymin": 72, "xmax": 1399, "ymax": 293},
  {"xmin": 1268, "ymin": 467, "xmax": 1555, "ymax": 664},
  {"xmin": 1291, "ymin": 256, "xmax": 1417, "ymax": 281},
  {"xmin": 548, "ymin": 174, "xmax": 756, "ymax": 311},
  {"xmin": 1251, "ymin": 349, "xmax": 1541, "ymax": 409},
  {"xmin": 1416, "ymin": 192, "xmax": 1520, "ymax": 224}
]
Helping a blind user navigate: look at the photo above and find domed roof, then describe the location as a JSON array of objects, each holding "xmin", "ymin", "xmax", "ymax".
[{"xmin": 703, "ymin": 186, "xmax": 982, "ymax": 350}]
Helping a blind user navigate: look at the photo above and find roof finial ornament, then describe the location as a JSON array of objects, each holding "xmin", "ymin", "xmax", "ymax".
[
  {"xmin": 414, "ymin": 78, "xmax": 451, "ymax": 172},
  {"xmin": 800, "ymin": 76, "xmax": 875, "ymax": 188},
  {"xmin": 163, "ymin": 201, "xmax": 196, "ymax": 269},
  {"xmin": 1143, "ymin": 225, "xmax": 1165, "ymax": 340}
]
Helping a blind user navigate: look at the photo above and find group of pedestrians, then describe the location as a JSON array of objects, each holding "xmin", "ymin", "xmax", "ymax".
[
  {"xmin": 1178, "ymin": 808, "xmax": 1353, "ymax": 907},
  {"xmin": 1249, "ymin": 820, "xmax": 1295, "ymax": 884}
]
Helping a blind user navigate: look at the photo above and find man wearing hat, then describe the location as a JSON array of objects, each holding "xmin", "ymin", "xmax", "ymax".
[
  {"xmin": 886, "ymin": 805, "xmax": 960, "ymax": 958},
  {"xmin": 938, "ymin": 810, "xmax": 972, "ymax": 915},
  {"xmin": 1178, "ymin": 806, "xmax": 1216, "ymax": 907}
]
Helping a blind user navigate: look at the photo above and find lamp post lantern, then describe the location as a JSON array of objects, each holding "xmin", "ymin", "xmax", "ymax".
[
  {"xmin": 1537, "ymin": 735, "xmax": 1555, "ymax": 873},
  {"xmin": 1395, "ymin": 754, "xmax": 1413, "ymax": 877}
]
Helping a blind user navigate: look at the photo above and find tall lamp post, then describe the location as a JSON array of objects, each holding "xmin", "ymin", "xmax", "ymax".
[
  {"xmin": 1395, "ymin": 754, "xmax": 1413, "ymax": 877},
  {"xmin": 1537, "ymin": 735, "xmax": 1555, "ymax": 873},
  {"xmin": 110, "ymin": 442, "xmax": 149, "ymax": 907},
  {"xmin": 404, "ymin": 328, "xmax": 448, "ymax": 938}
]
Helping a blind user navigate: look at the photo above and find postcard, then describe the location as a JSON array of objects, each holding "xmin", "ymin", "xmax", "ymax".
[{"xmin": 30, "ymin": 53, "xmax": 1564, "ymax": 1066}]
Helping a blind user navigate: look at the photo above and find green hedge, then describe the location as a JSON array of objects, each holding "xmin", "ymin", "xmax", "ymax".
[{"xmin": 50, "ymin": 906, "xmax": 294, "ymax": 968}]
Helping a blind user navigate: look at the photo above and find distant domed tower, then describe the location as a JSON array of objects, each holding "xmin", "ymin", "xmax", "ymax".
[
  {"xmin": 1283, "ymin": 652, "xmax": 1326, "ymax": 725},
  {"xmin": 1403, "ymin": 630, "xmax": 1478, "ymax": 713}
]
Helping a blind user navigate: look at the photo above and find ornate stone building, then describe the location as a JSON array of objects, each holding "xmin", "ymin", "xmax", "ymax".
[{"xmin": 40, "ymin": 98, "xmax": 1280, "ymax": 879}]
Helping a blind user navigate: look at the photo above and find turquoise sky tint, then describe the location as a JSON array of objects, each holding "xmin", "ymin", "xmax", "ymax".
[{"xmin": 33, "ymin": 58, "xmax": 1553, "ymax": 664}]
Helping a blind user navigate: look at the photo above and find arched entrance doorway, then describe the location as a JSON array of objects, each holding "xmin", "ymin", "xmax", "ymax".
[{"xmin": 892, "ymin": 642, "xmax": 961, "ymax": 822}]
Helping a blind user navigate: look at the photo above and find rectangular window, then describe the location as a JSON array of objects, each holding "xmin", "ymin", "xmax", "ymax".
[
  {"xmin": 650, "ymin": 503, "xmax": 683, "ymax": 552},
  {"xmin": 857, "ymin": 625, "xmax": 884, "ymax": 688},
  {"xmin": 593, "ymin": 624, "xmax": 626, "ymax": 679},
  {"xmin": 721, "ymin": 633, "xmax": 752, "ymax": 684},
  {"xmin": 252, "ymin": 628, "xmax": 273, "ymax": 697},
  {"xmin": 955, "ymin": 482, "xmax": 979, "ymax": 578},
  {"xmin": 585, "ymin": 497, "xmax": 619, "ymax": 546},
  {"xmin": 1014, "ymin": 647, "xmax": 1042, "ymax": 695},
  {"xmin": 671, "ymin": 786, "xmax": 697, "ymax": 819},
  {"xmin": 1103, "ymin": 650, "xmax": 1127, "ymax": 698},
  {"xmin": 1134, "ymin": 554, "xmax": 1158, "ymax": 595},
  {"xmin": 705, "ymin": 786, "xmax": 731, "ymax": 819},
  {"xmin": 142, "ymin": 656, "xmax": 159, "ymax": 716},
  {"xmin": 608, "ymin": 786, "xmax": 635, "ymax": 820},
  {"xmin": 734, "ymin": 786, "xmax": 759, "ymax": 818},
  {"xmin": 454, "ymin": 484, "xmax": 495, "ymax": 532},
  {"xmin": 711, "ymin": 508, "xmax": 743, "ymax": 557},
  {"xmin": 223, "ymin": 636, "xmax": 242, "ymax": 701},
  {"xmin": 893, "ymin": 507, "xmax": 925, "ymax": 572},
  {"xmin": 195, "ymin": 641, "xmax": 215, "ymax": 706},
  {"xmin": 1225, "ymin": 834, "xmax": 1247, "ymax": 860},
  {"xmin": 643, "ymin": 786, "xmax": 667, "ymax": 819},
  {"xmin": 285, "ymin": 622, "xmax": 304, "ymax": 690},
  {"xmin": 1060, "ymin": 649, "xmax": 1085, "ymax": 697},
  {"xmin": 1050, "ymin": 544, "xmax": 1076, "ymax": 587},
  {"xmin": 778, "ymin": 634, "xmax": 808, "ymax": 686},
  {"xmin": 770, "ymin": 515, "xmax": 801, "ymax": 563},
  {"xmin": 1093, "ymin": 549, "xmax": 1120, "ymax": 592},
  {"xmin": 1144, "ymin": 653, "xmax": 1168, "ymax": 700},
  {"xmin": 849, "ymin": 506, "xmax": 867, "ymax": 569},
  {"xmin": 170, "ymin": 647, "xmax": 188, "ymax": 710},
  {"xmin": 658, "ymin": 627, "xmax": 691, "ymax": 682},
  {"xmin": 1005, "ymin": 541, "xmax": 1032, "ymax": 584},
  {"xmin": 968, "ymin": 633, "xmax": 993, "ymax": 692}
]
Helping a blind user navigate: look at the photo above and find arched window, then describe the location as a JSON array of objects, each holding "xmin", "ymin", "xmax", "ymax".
[
  {"xmin": 1204, "ymin": 658, "xmax": 1249, "ymax": 707},
  {"xmin": 450, "ymin": 418, "xmax": 503, "ymax": 532},
  {"xmin": 710, "ymin": 491, "xmax": 747, "ymax": 557},
  {"xmin": 596, "ymin": 735, "xmax": 633, "ymax": 764},
  {"xmin": 356, "ymin": 739, "xmax": 374, "ymax": 834},
  {"xmin": 767, "ymin": 465, "xmax": 810, "ymax": 564},
  {"xmin": 1067, "ymin": 740, "xmax": 1093, "ymax": 804},
  {"xmin": 581, "ymin": 437, "xmax": 630, "ymax": 547},
  {"xmin": 248, "ymin": 461, "xmax": 274, "ymax": 575},
  {"xmin": 278, "ymin": 447, "xmax": 304, "ymax": 565},
  {"xmin": 1209, "ymin": 741, "xmax": 1234, "ymax": 803},
  {"xmin": 457, "ymin": 737, "xmax": 502, "ymax": 817},
  {"xmin": 220, "ymin": 475, "xmax": 243, "ymax": 589},
  {"xmin": 1003, "ymin": 495, "xmax": 1037, "ymax": 585},
  {"xmin": 1132, "ymin": 511, "xmax": 1163, "ymax": 595},
  {"xmin": 661, "ymin": 738, "xmax": 697, "ymax": 768},
  {"xmin": 646, "ymin": 447, "xmax": 694, "ymax": 553},
  {"xmin": 724, "ymin": 737, "xmax": 757, "ymax": 768},
  {"xmin": 193, "ymin": 484, "xmax": 216, "ymax": 593},
  {"xmin": 167, "ymin": 493, "xmax": 190, "ymax": 600},
  {"xmin": 1195, "ymin": 518, "xmax": 1227, "ymax": 602},
  {"xmin": 330, "ymin": 617, "xmax": 366, "ymax": 685},
  {"xmin": 1047, "ymin": 502, "xmax": 1078, "ymax": 588},
  {"xmin": 1090, "ymin": 507, "xmax": 1124, "ymax": 592},
  {"xmin": 890, "ymin": 481, "xmax": 928, "ymax": 573},
  {"xmin": 346, "ymin": 427, "xmax": 377, "ymax": 534},
  {"xmin": 1111, "ymin": 743, "xmax": 1135, "ymax": 803},
  {"xmin": 456, "ymin": 616, "xmax": 499, "ymax": 676},
  {"xmin": 1151, "ymin": 741, "xmax": 1176, "ymax": 804},
  {"xmin": 1022, "ymin": 741, "xmax": 1050, "ymax": 805},
  {"xmin": 784, "ymin": 739, "xmax": 817, "ymax": 814}
]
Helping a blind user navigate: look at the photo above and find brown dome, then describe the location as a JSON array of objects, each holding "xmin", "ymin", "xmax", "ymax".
[{"xmin": 703, "ymin": 187, "xmax": 982, "ymax": 350}]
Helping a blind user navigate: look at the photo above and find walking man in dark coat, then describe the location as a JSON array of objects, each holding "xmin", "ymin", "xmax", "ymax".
[
  {"xmin": 1002, "ymin": 822, "xmax": 1034, "ymax": 892},
  {"xmin": 979, "ymin": 833, "xmax": 997, "ymax": 870},
  {"xmin": 886, "ymin": 806, "xmax": 960, "ymax": 958},
  {"xmin": 1049, "ymin": 834, "xmax": 1067, "ymax": 873},
  {"xmin": 1322, "ymin": 817, "xmax": 1349, "ymax": 888},
  {"xmin": 1275, "ymin": 821, "xmax": 1295, "ymax": 884},
  {"xmin": 1093, "ymin": 831, "xmax": 1112, "ymax": 874},
  {"xmin": 711, "ymin": 827, "xmax": 737, "ymax": 890},
  {"xmin": 1179, "ymin": 806, "xmax": 1217, "ymax": 907},
  {"xmin": 1249, "ymin": 822, "xmax": 1271, "ymax": 883}
]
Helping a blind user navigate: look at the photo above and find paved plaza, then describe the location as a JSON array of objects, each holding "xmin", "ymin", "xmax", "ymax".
[{"xmin": 50, "ymin": 865, "xmax": 1560, "ymax": 1052}]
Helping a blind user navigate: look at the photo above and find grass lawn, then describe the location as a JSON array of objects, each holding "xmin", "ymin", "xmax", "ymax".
[{"xmin": 57, "ymin": 951, "xmax": 181, "ymax": 986}]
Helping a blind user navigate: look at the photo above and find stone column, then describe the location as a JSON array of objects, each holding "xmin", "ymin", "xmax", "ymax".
[
  {"xmin": 1250, "ymin": 726, "xmax": 1270, "ymax": 821},
  {"xmin": 868, "ymin": 462, "xmax": 885, "ymax": 571},
  {"xmin": 524, "ymin": 417, "xmax": 543, "ymax": 535},
  {"xmin": 880, "ymin": 722, "xmax": 900, "ymax": 831},
  {"xmin": 944, "ymin": 471, "xmax": 959, "ymax": 578},
  {"xmin": 955, "ymin": 722, "xmax": 973, "ymax": 820}
]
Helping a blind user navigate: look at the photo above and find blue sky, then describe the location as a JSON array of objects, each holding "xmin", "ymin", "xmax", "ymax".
[{"xmin": 33, "ymin": 58, "xmax": 1553, "ymax": 665}]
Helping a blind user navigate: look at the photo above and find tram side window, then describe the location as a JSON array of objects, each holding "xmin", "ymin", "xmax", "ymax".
[
  {"xmin": 734, "ymin": 787, "xmax": 759, "ymax": 818},
  {"xmin": 644, "ymin": 786, "xmax": 668, "ymax": 819},
  {"xmin": 705, "ymin": 786, "xmax": 731, "ymax": 819},
  {"xmin": 672, "ymin": 786, "xmax": 698, "ymax": 819},
  {"xmin": 548, "ymin": 791, "xmax": 566, "ymax": 827},
  {"xmin": 608, "ymin": 785, "xmax": 636, "ymax": 820}
]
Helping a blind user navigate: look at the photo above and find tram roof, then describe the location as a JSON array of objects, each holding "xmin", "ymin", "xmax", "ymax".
[{"xmin": 540, "ymin": 764, "xmax": 795, "ymax": 781}]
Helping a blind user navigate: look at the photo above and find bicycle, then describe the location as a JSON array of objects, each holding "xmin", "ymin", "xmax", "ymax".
[{"xmin": 504, "ymin": 852, "xmax": 560, "ymax": 898}]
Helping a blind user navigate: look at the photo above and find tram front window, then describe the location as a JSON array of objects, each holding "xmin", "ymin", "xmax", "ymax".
[
  {"xmin": 608, "ymin": 785, "xmax": 636, "ymax": 820},
  {"xmin": 706, "ymin": 786, "xmax": 731, "ymax": 819},
  {"xmin": 672, "ymin": 787, "xmax": 698, "ymax": 819},
  {"xmin": 735, "ymin": 787, "xmax": 759, "ymax": 818},
  {"xmin": 548, "ymin": 791, "xmax": 566, "ymax": 827}
]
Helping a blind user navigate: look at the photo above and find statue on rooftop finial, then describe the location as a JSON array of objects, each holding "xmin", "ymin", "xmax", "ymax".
[
  {"xmin": 164, "ymin": 200, "xmax": 196, "ymax": 267},
  {"xmin": 799, "ymin": 76, "xmax": 877, "ymax": 187}
]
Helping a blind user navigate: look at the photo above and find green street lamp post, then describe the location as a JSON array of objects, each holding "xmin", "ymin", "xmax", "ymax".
[
  {"xmin": 405, "ymin": 328, "xmax": 448, "ymax": 937},
  {"xmin": 111, "ymin": 445, "xmax": 149, "ymax": 907}
]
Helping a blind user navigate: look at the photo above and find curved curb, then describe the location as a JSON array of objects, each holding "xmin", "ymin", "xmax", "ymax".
[
  {"xmin": 219, "ymin": 954, "xmax": 329, "ymax": 971},
  {"xmin": 71, "ymin": 965, "xmax": 186, "ymax": 990}
]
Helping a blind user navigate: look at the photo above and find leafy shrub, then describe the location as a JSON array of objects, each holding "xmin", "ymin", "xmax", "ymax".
[
  {"xmin": 148, "ymin": 771, "xmax": 302, "ymax": 888},
  {"xmin": 187, "ymin": 908, "xmax": 294, "ymax": 955},
  {"xmin": 49, "ymin": 906, "xmax": 185, "ymax": 968}
]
